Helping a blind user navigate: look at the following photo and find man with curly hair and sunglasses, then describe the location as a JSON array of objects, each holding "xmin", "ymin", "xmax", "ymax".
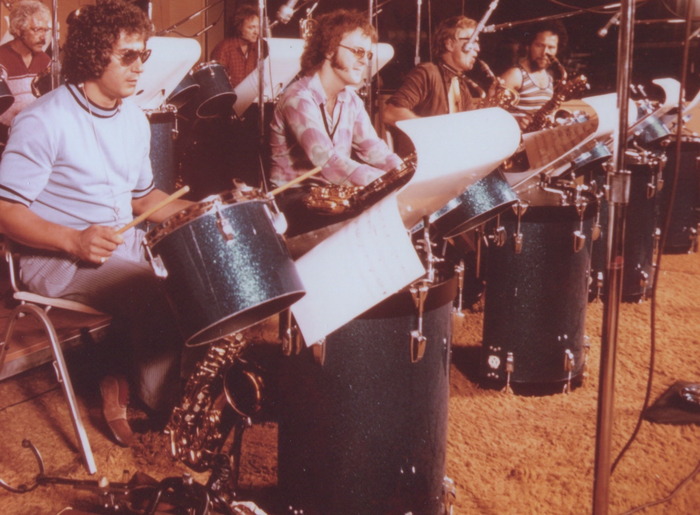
[
  {"xmin": 0, "ymin": 1, "xmax": 192, "ymax": 447},
  {"xmin": 268, "ymin": 8, "xmax": 402, "ymax": 236}
]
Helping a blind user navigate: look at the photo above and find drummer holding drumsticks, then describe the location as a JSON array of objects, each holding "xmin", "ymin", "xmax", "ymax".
[
  {"xmin": 0, "ymin": 1, "xmax": 193, "ymax": 447},
  {"xmin": 268, "ymin": 8, "xmax": 402, "ymax": 235}
]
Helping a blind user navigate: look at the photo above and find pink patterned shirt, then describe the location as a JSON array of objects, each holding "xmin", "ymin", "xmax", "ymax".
[{"xmin": 269, "ymin": 73, "xmax": 402, "ymax": 187}]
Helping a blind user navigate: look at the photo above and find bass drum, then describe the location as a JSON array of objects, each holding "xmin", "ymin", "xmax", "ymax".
[
  {"xmin": 480, "ymin": 189, "xmax": 597, "ymax": 387},
  {"xmin": 659, "ymin": 136, "xmax": 700, "ymax": 253},
  {"xmin": 144, "ymin": 104, "xmax": 179, "ymax": 193},
  {"xmin": 589, "ymin": 149, "xmax": 663, "ymax": 301},
  {"xmin": 278, "ymin": 273, "xmax": 457, "ymax": 515},
  {"xmin": 144, "ymin": 190, "xmax": 305, "ymax": 346}
]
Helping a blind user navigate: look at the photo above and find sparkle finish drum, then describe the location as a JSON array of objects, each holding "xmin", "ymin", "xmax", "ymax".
[
  {"xmin": 278, "ymin": 274, "xmax": 457, "ymax": 515},
  {"xmin": 144, "ymin": 191, "xmax": 305, "ymax": 346},
  {"xmin": 480, "ymin": 189, "xmax": 597, "ymax": 386},
  {"xmin": 428, "ymin": 167, "xmax": 518, "ymax": 239},
  {"xmin": 589, "ymin": 149, "xmax": 663, "ymax": 301},
  {"xmin": 659, "ymin": 136, "xmax": 700, "ymax": 253},
  {"xmin": 192, "ymin": 61, "xmax": 236, "ymax": 119},
  {"xmin": 144, "ymin": 104, "xmax": 178, "ymax": 193}
]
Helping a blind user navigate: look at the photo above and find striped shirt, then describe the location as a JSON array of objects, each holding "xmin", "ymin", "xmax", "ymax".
[{"xmin": 513, "ymin": 66, "xmax": 554, "ymax": 116}]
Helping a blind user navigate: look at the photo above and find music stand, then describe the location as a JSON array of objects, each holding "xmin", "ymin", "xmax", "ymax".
[{"xmin": 132, "ymin": 36, "xmax": 201, "ymax": 110}]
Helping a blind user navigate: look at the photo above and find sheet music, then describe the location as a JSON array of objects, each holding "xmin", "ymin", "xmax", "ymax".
[
  {"xmin": 290, "ymin": 194, "xmax": 425, "ymax": 346},
  {"xmin": 395, "ymin": 108, "xmax": 521, "ymax": 229}
]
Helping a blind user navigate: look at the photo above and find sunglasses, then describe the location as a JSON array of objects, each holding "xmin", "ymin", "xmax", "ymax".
[
  {"xmin": 113, "ymin": 48, "xmax": 152, "ymax": 67},
  {"xmin": 338, "ymin": 44, "xmax": 373, "ymax": 61}
]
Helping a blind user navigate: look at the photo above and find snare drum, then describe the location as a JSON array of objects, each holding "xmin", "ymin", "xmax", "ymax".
[
  {"xmin": 144, "ymin": 104, "xmax": 178, "ymax": 193},
  {"xmin": 278, "ymin": 273, "xmax": 457, "ymax": 514},
  {"xmin": 192, "ymin": 61, "xmax": 236, "ymax": 119},
  {"xmin": 659, "ymin": 136, "xmax": 700, "ymax": 253},
  {"xmin": 480, "ymin": 189, "xmax": 597, "ymax": 387},
  {"xmin": 144, "ymin": 191, "xmax": 305, "ymax": 346}
]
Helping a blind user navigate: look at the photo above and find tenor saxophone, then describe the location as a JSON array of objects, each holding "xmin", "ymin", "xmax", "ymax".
[
  {"xmin": 166, "ymin": 333, "xmax": 264, "ymax": 472},
  {"xmin": 471, "ymin": 59, "xmax": 520, "ymax": 110}
]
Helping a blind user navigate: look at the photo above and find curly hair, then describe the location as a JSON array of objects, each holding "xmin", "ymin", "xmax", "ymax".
[
  {"xmin": 62, "ymin": 0, "xmax": 152, "ymax": 85},
  {"xmin": 9, "ymin": 0, "xmax": 51, "ymax": 39},
  {"xmin": 522, "ymin": 21, "xmax": 568, "ymax": 52},
  {"xmin": 432, "ymin": 16, "xmax": 477, "ymax": 62},
  {"xmin": 299, "ymin": 9, "xmax": 376, "ymax": 77}
]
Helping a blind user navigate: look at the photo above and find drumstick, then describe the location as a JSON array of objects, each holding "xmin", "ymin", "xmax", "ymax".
[
  {"xmin": 116, "ymin": 185, "xmax": 190, "ymax": 235},
  {"xmin": 268, "ymin": 166, "xmax": 323, "ymax": 197}
]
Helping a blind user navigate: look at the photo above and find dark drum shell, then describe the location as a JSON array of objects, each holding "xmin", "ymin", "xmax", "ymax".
[
  {"xmin": 480, "ymin": 193, "xmax": 597, "ymax": 385},
  {"xmin": 144, "ymin": 105, "xmax": 178, "ymax": 193},
  {"xmin": 278, "ymin": 274, "xmax": 457, "ymax": 515},
  {"xmin": 428, "ymin": 167, "xmax": 518, "ymax": 238},
  {"xmin": 191, "ymin": 61, "xmax": 236, "ymax": 119},
  {"xmin": 145, "ymin": 195, "xmax": 305, "ymax": 346}
]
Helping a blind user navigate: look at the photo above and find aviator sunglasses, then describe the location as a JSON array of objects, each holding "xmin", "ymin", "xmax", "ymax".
[
  {"xmin": 338, "ymin": 44, "xmax": 373, "ymax": 61},
  {"xmin": 113, "ymin": 48, "xmax": 152, "ymax": 66}
]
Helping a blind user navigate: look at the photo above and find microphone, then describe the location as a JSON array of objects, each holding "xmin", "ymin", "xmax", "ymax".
[
  {"xmin": 597, "ymin": 11, "xmax": 621, "ymax": 38},
  {"xmin": 277, "ymin": 0, "xmax": 300, "ymax": 25}
]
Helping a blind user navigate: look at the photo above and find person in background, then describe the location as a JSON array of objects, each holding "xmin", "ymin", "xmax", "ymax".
[
  {"xmin": 211, "ymin": 3, "xmax": 261, "ymax": 89},
  {"xmin": 0, "ymin": 0, "xmax": 51, "ymax": 146},
  {"xmin": 0, "ymin": 0, "xmax": 193, "ymax": 447},
  {"xmin": 382, "ymin": 15, "xmax": 480, "ymax": 157},
  {"xmin": 500, "ymin": 21, "xmax": 567, "ymax": 129}
]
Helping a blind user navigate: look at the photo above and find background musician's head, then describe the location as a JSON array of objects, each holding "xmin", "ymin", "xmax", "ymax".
[
  {"xmin": 231, "ymin": 4, "xmax": 260, "ymax": 45},
  {"xmin": 62, "ymin": 0, "xmax": 151, "ymax": 107},
  {"xmin": 433, "ymin": 16, "xmax": 479, "ymax": 73},
  {"xmin": 522, "ymin": 21, "xmax": 568, "ymax": 72},
  {"xmin": 299, "ymin": 8, "xmax": 376, "ymax": 86},
  {"xmin": 9, "ymin": 0, "xmax": 51, "ymax": 55}
]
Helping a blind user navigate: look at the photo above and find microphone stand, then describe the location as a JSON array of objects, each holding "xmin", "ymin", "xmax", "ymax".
[
  {"xmin": 414, "ymin": 0, "xmax": 422, "ymax": 65},
  {"xmin": 155, "ymin": 0, "xmax": 224, "ymax": 36},
  {"xmin": 592, "ymin": 1, "xmax": 634, "ymax": 513},
  {"xmin": 50, "ymin": 0, "xmax": 59, "ymax": 89},
  {"xmin": 257, "ymin": 0, "xmax": 270, "ymax": 192},
  {"xmin": 483, "ymin": 2, "xmax": 620, "ymax": 33}
]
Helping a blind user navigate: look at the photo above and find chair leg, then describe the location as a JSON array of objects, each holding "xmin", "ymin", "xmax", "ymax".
[{"xmin": 4, "ymin": 303, "xmax": 97, "ymax": 475}]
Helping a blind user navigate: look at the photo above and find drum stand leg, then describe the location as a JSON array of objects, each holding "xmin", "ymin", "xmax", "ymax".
[
  {"xmin": 452, "ymin": 260, "xmax": 466, "ymax": 317},
  {"xmin": 442, "ymin": 476, "xmax": 457, "ymax": 515},
  {"xmin": 409, "ymin": 281, "xmax": 429, "ymax": 363},
  {"xmin": 501, "ymin": 352, "xmax": 514, "ymax": 394}
]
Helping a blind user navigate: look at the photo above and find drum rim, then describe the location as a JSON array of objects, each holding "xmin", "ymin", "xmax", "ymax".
[{"xmin": 144, "ymin": 193, "xmax": 268, "ymax": 247}]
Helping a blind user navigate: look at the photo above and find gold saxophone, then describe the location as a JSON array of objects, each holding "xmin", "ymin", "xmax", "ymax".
[
  {"xmin": 166, "ymin": 333, "xmax": 264, "ymax": 472},
  {"xmin": 471, "ymin": 59, "xmax": 520, "ymax": 110},
  {"xmin": 523, "ymin": 66, "xmax": 589, "ymax": 133}
]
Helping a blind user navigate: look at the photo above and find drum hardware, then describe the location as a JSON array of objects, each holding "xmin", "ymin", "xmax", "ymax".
[
  {"xmin": 562, "ymin": 348, "xmax": 575, "ymax": 394},
  {"xmin": 581, "ymin": 336, "xmax": 591, "ymax": 385},
  {"xmin": 311, "ymin": 339, "xmax": 326, "ymax": 365},
  {"xmin": 638, "ymin": 269, "xmax": 651, "ymax": 301},
  {"xmin": 511, "ymin": 201, "xmax": 529, "ymax": 254},
  {"xmin": 501, "ymin": 352, "xmax": 515, "ymax": 394},
  {"xmin": 443, "ymin": 476, "xmax": 457, "ymax": 515},
  {"xmin": 409, "ymin": 279, "xmax": 430, "ymax": 363},
  {"xmin": 591, "ymin": 271, "xmax": 605, "ymax": 302},
  {"xmin": 280, "ymin": 310, "xmax": 303, "ymax": 357},
  {"xmin": 692, "ymin": 224, "xmax": 700, "ymax": 253},
  {"xmin": 452, "ymin": 260, "xmax": 466, "ymax": 317},
  {"xmin": 573, "ymin": 198, "xmax": 591, "ymax": 253}
]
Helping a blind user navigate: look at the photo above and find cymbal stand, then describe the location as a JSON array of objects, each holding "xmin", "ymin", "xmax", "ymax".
[
  {"xmin": 257, "ymin": 0, "xmax": 272, "ymax": 193},
  {"xmin": 155, "ymin": 0, "xmax": 224, "ymax": 36},
  {"xmin": 592, "ymin": 1, "xmax": 635, "ymax": 513}
]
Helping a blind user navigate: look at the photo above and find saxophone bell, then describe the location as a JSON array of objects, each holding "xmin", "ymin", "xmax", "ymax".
[
  {"xmin": 472, "ymin": 59, "xmax": 519, "ymax": 110},
  {"xmin": 548, "ymin": 55, "xmax": 568, "ymax": 82}
]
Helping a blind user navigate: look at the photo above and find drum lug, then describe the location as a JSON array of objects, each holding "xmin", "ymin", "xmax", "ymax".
[
  {"xmin": 442, "ymin": 476, "xmax": 457, "ymax": 515},
  {"xmin": 513, "ymin": 231, "xmax": 523, "ymax": 254},
  {"xmin": 215, "ymin": 204, "xmax": 235, "ymax": 241},
  {"xmin": 562, "ymin": 348, "xmax": 575, "ymax": 394},
  {"xmin": 452, "ymin": 260, "xmax": 466, "ymax": 317},
  {"xmin": 409, "ymin": 281, "xmax": 430, "ymax": 363},
  {"xmin": 639, "ymin": 269, "xmax": 650, "ymax": 301},
  {"xmin": 573, "ymin": 230, "xmax": 586, "ymax": 253},
  {"xmin": 143, "ymin": 242, "xmax": 169, "ymax": 279},
  {"xmin": 501, "ymin": 352, "xmax": 514, "ymax": 394}
]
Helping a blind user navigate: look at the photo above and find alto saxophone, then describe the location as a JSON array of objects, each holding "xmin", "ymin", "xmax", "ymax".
[{"xmin": 166, "ymin": 333, "xmax": 264, "ymax": 472}]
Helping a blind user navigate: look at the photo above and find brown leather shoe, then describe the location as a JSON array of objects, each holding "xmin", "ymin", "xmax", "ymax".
[{"xmin": 100, "ymin": 375, "xmax": 134, "ymax": 447}]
